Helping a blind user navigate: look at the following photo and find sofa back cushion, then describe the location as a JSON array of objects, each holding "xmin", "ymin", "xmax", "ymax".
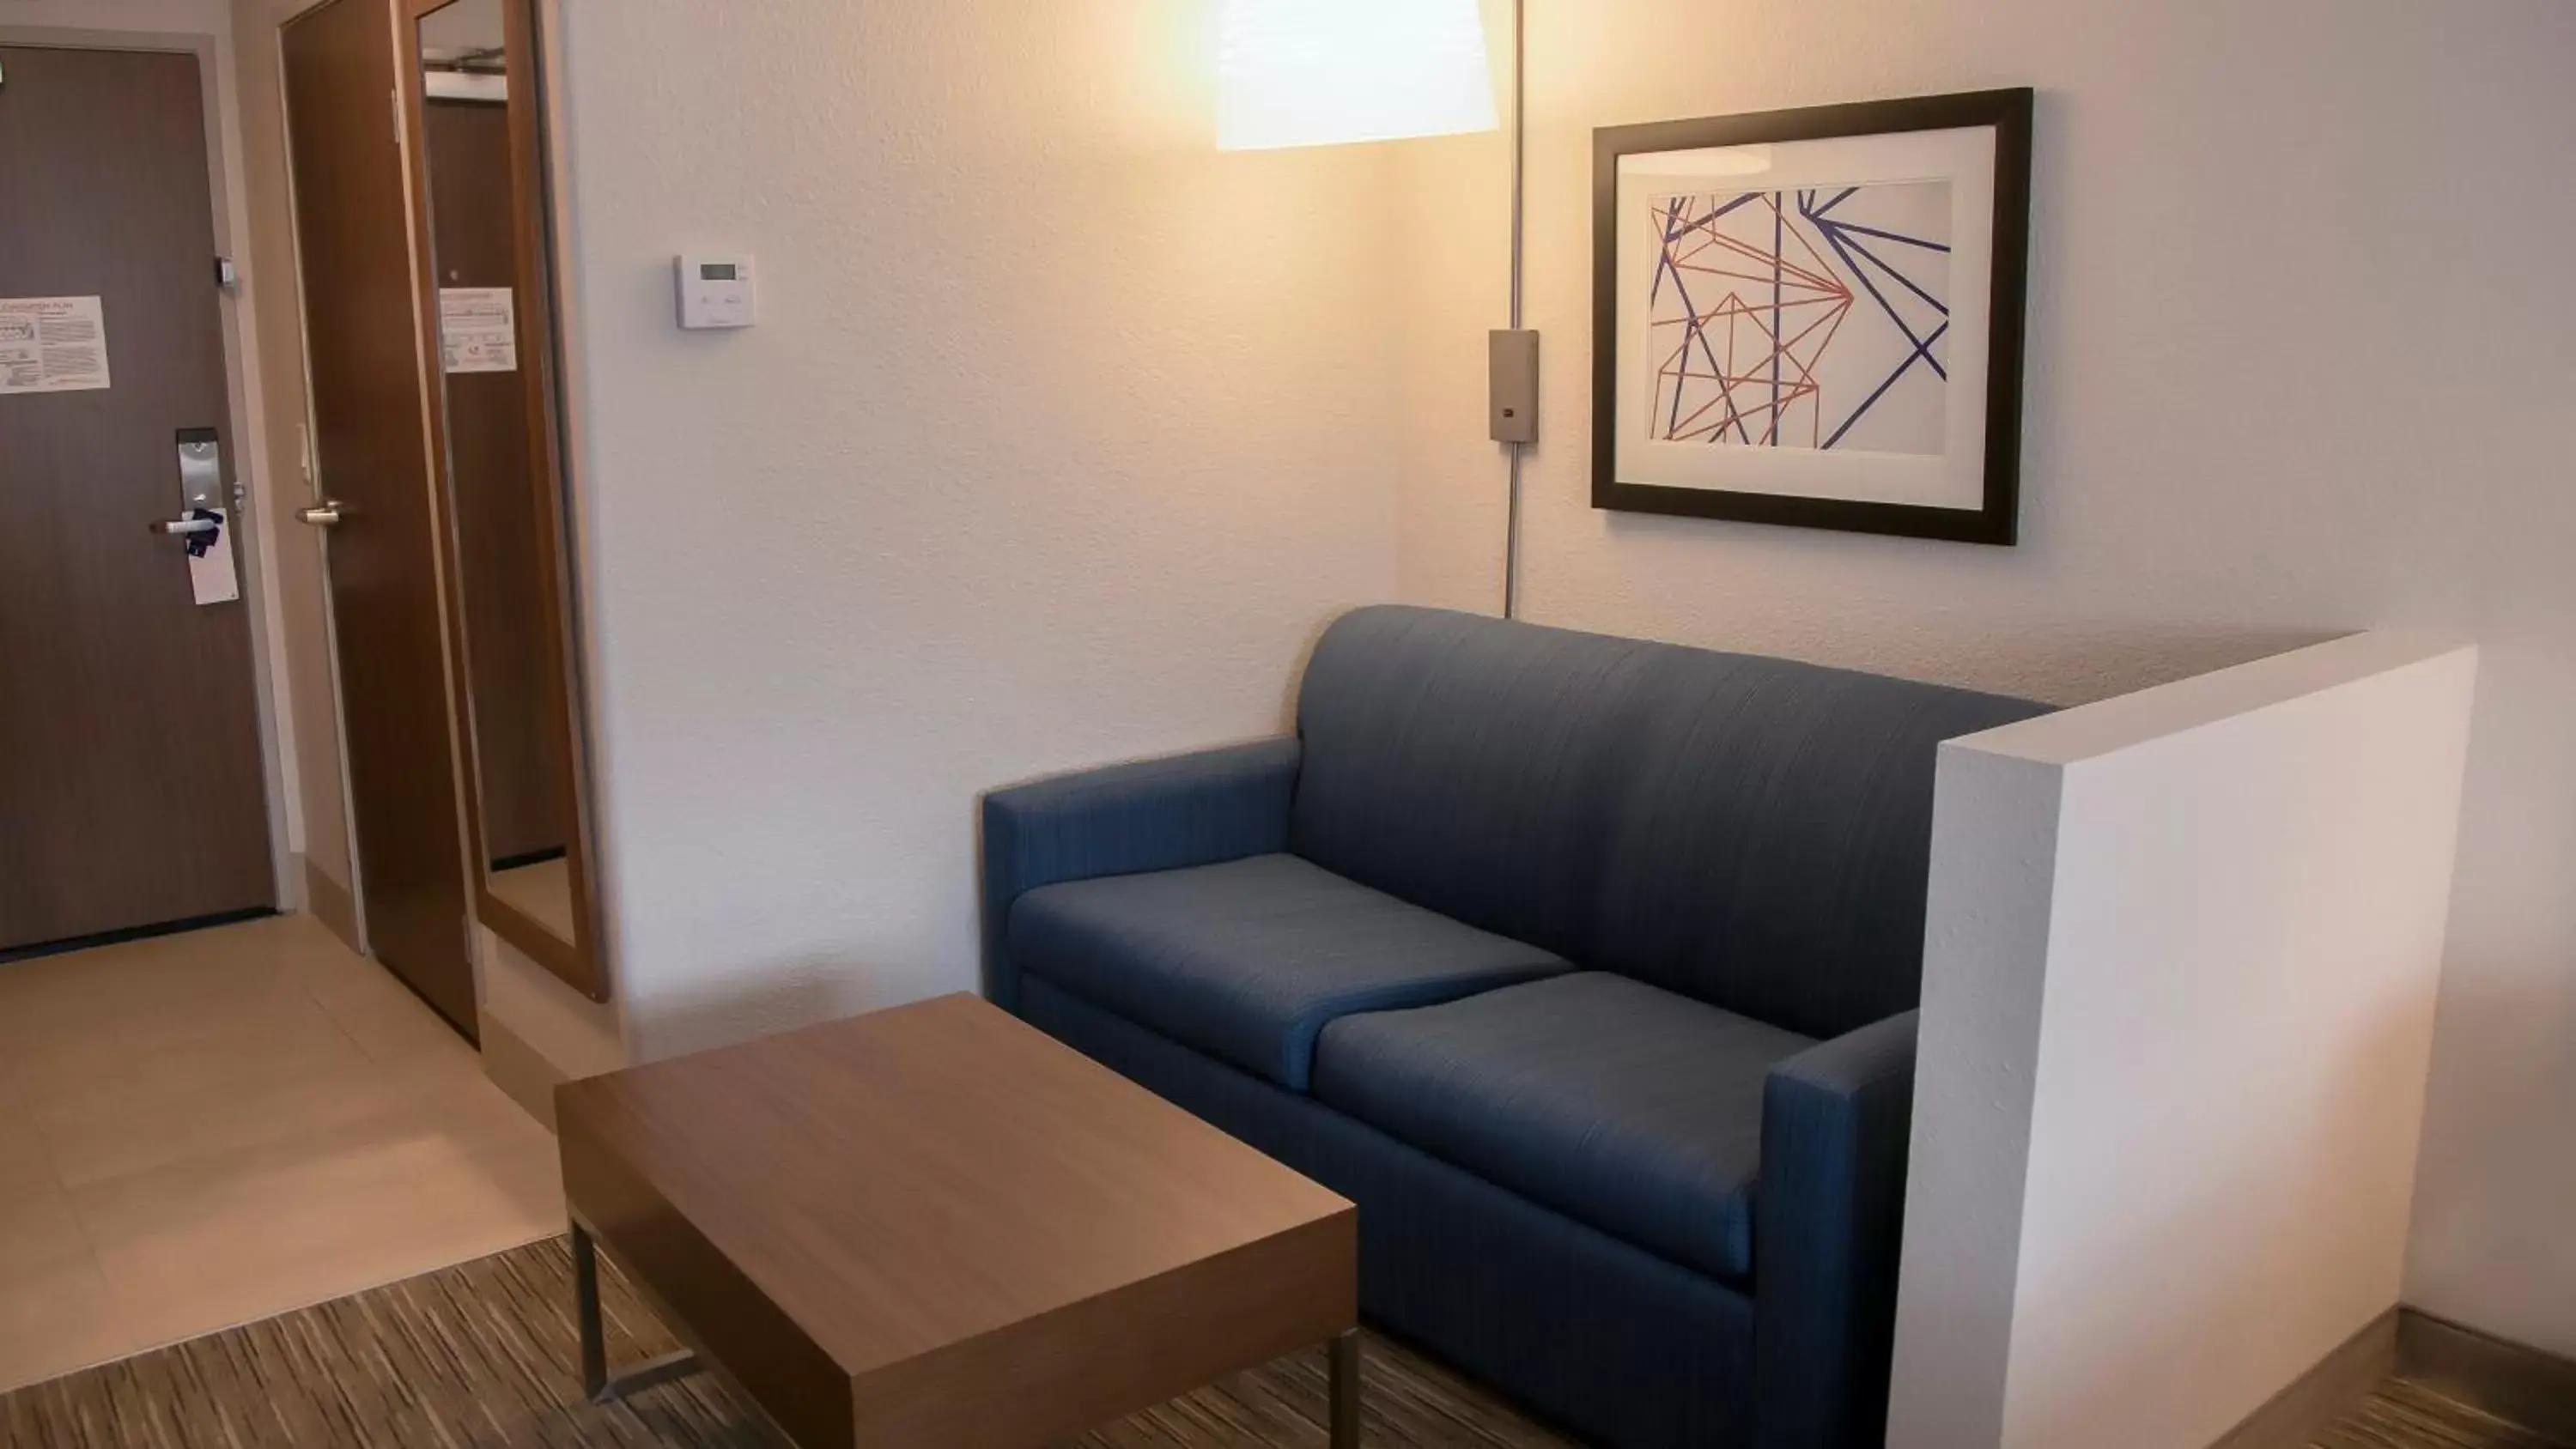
[
  {"xmin": 1291, "ymin": 606, "xmax": 2050, "ymax": 1039},
  {"xmin": 1291, "ymin": 606, "xmax": 1652, "ymax": 967}
]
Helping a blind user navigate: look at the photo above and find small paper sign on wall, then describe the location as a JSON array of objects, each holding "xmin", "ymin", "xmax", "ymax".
[
  {"xmin": 439, "ymin": 287, "xmax": 517, "ymax": 373},
  {"xmin": 0, "ymin": 296, "xmax": 112, "ymax": 395}
]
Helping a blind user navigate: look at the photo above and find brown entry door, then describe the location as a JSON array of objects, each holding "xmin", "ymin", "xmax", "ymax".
[
  {"xmin": 282, "ymin": 0, "xmax": 477, "ymax": 1037},
  {"xmin": 0, "ymin": 45, "xmax": 276, "ymax": 953}
]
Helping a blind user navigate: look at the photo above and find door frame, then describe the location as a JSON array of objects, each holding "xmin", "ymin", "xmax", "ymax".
[{"xmin": 0, "ymin": 24, "xmax": 301, "ymax": 927}]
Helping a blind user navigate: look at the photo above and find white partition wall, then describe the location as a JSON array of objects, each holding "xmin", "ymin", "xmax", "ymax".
[{"xmin": 1887, "ymin": 634, "xmax": 2480, "ymax": 1449}]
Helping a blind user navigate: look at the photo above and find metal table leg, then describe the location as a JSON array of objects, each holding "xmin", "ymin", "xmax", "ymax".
[
  {"xmin": 1329, "ymin": 1329, "xmax": 1362, "ymax": 1449},
  {"xmin": 573, "ymin": 1222, "xmax": 702, "ymax": 1405}
]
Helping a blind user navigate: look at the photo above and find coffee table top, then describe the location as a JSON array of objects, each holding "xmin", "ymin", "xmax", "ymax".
[{"xmin": 556, "ymin": 992, "xmax": 1356, "ymax": 1449}]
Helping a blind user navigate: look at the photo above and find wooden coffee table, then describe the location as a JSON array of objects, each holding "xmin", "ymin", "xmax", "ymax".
[{"xmin": 554, "ymin": 993, "xmax": 1359, "ymax": 1449}]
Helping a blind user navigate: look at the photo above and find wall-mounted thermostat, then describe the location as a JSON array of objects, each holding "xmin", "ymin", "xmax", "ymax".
[{"xmin": 675, "ymin": 254, "xmax": 756, "ymax": 330}]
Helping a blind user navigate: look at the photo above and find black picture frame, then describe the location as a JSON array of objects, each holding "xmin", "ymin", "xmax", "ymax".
[{"xmin": 1592, "ymin": 88, "xmax": 2033, "ymax": 544}]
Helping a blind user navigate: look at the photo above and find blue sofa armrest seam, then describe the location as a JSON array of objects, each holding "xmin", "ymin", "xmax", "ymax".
[
  {"xmin": 1753, "ymin": 1009, "xmax": 1919, "ymax": 1449},
  {"xmin": 980, "ymin": 737, "xmax": 1301, "ymax": 1011}
]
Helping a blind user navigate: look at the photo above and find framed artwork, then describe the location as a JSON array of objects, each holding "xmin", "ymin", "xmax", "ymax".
[{"xmin": 1593, "ymin": 88, "xmax": 2032, "ymax": 543}]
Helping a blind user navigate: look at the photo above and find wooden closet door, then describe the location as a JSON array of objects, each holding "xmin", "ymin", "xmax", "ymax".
[{"xmin": 282, "ymin": 0, "xmax": 477, "ymax": 1036}]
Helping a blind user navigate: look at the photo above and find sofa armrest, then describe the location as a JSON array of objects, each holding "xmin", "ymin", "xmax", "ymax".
[
  {"xmin": 1753, "ymin": 1009, "xmax": 1919, "ymax": 1449},
  {"xmin": 980, "ymin": 737, "xmax": 1302, "ymax": 1011}
]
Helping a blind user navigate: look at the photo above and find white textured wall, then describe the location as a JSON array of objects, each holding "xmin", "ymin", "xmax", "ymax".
[
  {"xmin": 550, "ymin": 0, "xmax": 1403, "ymax": 1060},
  {"xmin": 1395, "ymin": 0, "xmax": 2576, "ymax": 1361},
  {"xmin": 1892, "ymin": 634, "xmax": 2477, "ymax": 1449}
]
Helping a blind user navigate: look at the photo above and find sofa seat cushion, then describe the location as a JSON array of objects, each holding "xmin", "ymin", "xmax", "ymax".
[
  {"xmin": 1313, "ymin": 973, "xmax": 1815, "ymax": 1282},
  {"xmin": 1010, "ymin": 853, "xmax": 1570, "ymax": 1092}
]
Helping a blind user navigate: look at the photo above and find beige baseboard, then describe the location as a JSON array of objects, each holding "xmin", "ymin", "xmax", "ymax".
[
  {"xmin": 2209, "ymin": 1307, "xmax": 2400, "ymax": 1449},
  {"xmin": 480, "ymin": 1013, "xmax": 567, "ymax": 1135},
  {"xmin": 300, "ymin": 856, "xmax": 361, "ymax": 954},
  {"xmin": 2398, "ymin": 1309, "xmax": 2576, "ymax": 1446}
]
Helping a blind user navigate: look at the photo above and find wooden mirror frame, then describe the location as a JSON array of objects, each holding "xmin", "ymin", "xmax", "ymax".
[{"xmin": 398, "ymin": 0, "xmax": 607, "ymax": 1001}]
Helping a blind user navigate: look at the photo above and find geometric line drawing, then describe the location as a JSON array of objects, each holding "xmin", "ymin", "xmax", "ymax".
[{"xmin": 1647, "ymin": 179, "xmax": 1952, "ymax": 454}]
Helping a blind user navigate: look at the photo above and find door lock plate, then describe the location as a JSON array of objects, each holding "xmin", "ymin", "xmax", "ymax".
[{"xmin": 177, "ymin": 427, "xmax": 222, "ymax": 510}]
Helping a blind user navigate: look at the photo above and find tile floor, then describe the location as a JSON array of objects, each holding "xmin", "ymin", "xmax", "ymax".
[{"xmin": 0, "ymin": 912, "xmax": 563, "ymax": 1393}]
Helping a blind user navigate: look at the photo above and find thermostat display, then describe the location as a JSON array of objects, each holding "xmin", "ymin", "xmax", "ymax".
[{"xmin": 676, "ymin": 254, "xmax": 756, "ymax": 330}]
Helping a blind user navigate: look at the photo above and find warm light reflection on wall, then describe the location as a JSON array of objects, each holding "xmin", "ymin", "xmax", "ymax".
[{"xmin": 1216, "ymin": 0, "xmax": 1500, "ymax": 151}]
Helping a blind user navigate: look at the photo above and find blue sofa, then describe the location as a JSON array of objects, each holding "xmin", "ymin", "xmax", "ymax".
[{"xmin": 981, "ymin": 606, "xmax": 2048, "ymax": 1448}]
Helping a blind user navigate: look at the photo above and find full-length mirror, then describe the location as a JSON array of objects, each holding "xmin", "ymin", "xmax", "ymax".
[{"xmin": 408, "ymin": 0, "xmax": 604, "ymax": 998}]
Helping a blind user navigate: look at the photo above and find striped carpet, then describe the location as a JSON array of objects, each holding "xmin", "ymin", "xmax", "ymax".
[
  {"xmin": 0, "ymin": 1234, "xmax": 2555, "ymax": 1447},
  {"xmin": 0, "ymin": 1236, "xmax": 1571, "ymax": 1447},
  {"xmin": 2314, "ymin": 1377, "xmax": 2569, "ymax": 1449}
]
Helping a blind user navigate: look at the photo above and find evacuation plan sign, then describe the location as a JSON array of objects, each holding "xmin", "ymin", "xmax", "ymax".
[{"xmin": 0, "ymin": 296, "xmax": 112, "ymax": 395}]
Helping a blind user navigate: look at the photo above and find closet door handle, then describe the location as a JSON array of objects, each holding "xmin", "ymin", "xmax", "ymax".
[{"xmin": 296, "ymin": 501, "xmax": 344, "ymax": 528}]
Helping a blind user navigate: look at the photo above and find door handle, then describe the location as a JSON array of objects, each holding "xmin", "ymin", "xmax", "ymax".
[
  {"xmin": 297, "ymin": 501, "xmax": 344, "ymax": 528},
  {"xmin": 149, "ymin": 516, "xmax": 221, "ymax": 536}
]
